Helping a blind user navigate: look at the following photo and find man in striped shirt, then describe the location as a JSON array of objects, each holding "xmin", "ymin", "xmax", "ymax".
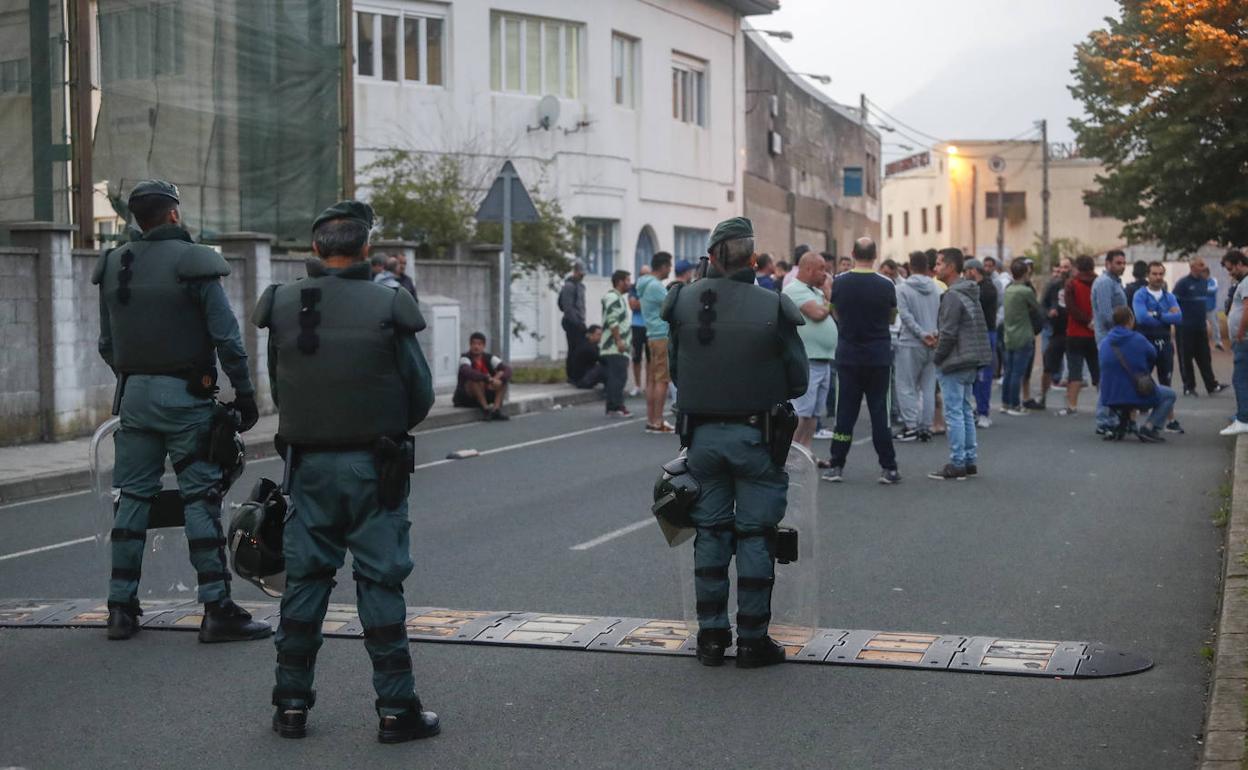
[{"xmin": 601, "ymin": 270, "xmax": 633, "ymax": 417}]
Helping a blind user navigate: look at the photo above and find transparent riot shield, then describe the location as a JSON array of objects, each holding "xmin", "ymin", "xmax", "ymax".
[
  {"xmin": 90, "ymin": 417, "xmax": 197, "ymax": 602},
  {"xmin": 676, "ymin": 443, "xmax": 820, "ymax": 650}
]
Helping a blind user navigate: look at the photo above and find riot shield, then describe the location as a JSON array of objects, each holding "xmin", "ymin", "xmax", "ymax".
[
  {"xmin": 90, "ymin": 417, "xmax": 197, "ymax": 602},
  {"xmin": 675, "ymin": 443, "xmax": 820, "ymax": 650}
]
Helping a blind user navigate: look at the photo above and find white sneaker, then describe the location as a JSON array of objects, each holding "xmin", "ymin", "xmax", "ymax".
[
  {"xmin": 1005, "ymin": 408, "xmax": 1028, "ymax": 417},
  {"xmin": 976, "ymin": 415, "xmax": 992, "ymax": 429},
  {"xmin": 1220, "ymin": 420, "xmax": 1248, "ymax": 436},
  {"xmin": 813, "ymin": 428, "xmax": 836, "ymax": 440},
  {"xmin": 627, "ymin": 387, "xmax": 641, "ymax": 397}
]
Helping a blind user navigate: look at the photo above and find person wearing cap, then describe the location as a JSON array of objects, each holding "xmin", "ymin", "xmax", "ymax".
[
  {"xmin": 92, "ymin": 179, "xmax": 268, "ymax": 644},
  {"xmin": 558, "ymin": 260, "xmax": 587, "ymax": 379},
  {"xmin": 672, "ymin": 259, "xmax": 695, "ymax": 285},
  {"xmin": 254, "ymin": 200, "xmax": 439, "ymax": 743},
  {"xmin": 661, "ymin": 216, "xmax": 808, "ymax": 669}
]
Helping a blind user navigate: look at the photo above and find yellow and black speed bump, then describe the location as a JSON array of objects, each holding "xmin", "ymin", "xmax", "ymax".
[{"xmin": 0, "ymin": 599, "xmax": 1152, "ymax": 678}]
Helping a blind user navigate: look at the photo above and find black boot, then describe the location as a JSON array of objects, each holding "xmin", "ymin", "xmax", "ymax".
[
  {"xmin": 199, "ymin": 598, "xmax": 273, "ymax": 643},
  {"xmin": 377, "ymin": 699, "xmax": 441, "ymax": 744},
  {"xmin": 735, "ymin": 635, "xmax": 786, "ymax": 669},
  {"xmin": 695, "ymin": 627, "xmax": 732, "ymax": 667},
  {"xmin": 106, "ymin": 600, "xmax": 141, "ymax": 641},
  {"xmin": 272, "ymin": 706, "xmax": 308, "ymax": 739}
]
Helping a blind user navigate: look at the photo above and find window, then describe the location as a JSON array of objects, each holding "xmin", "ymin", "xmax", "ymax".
[
  {"xmin": 903, "ymin": 211, "xmax": 909, "ymax": 236},
  {"xmin": 843, "ymin": 167, "xmax": 864, "ymax": 197},
  {"xmin": 612, "ymin": 34, "xmax": 637, "ymax": 108},
  {"xmin": 0, "ymin": 57, "xmax": 30, "ymax": 94},
  {"xmin": 935, "ymin": 205, "xmax": 942, "ymax": 233},
  {"xmin": 356, "ymin": 8, "xmax": 445, "ymax": 86},
  {"xmin": 985, "ymin": 191, "xmax": 1026, "ymax": 219},
  {"xmin": 921, "ymin": 208, "xmax": 928, "ymax": 234},
  {"xmin": 578, "ymin": 218, "xmax": 618, "ymax": 276},
  {"xmin": 671, "ymin": 54, "xmax": 706, "ymax": 126},
  {"xmin": 490, "ymin": 12, "xmax": 581, "ymax": 98},
  {"xmin": 886, "ymin": 214, "xmax": 893, "ymax": 239},
  {"xmin": 99, "ymin": 3, "xmax": 184, "ymax": 84},
  {"xmin": 674, "ymin": 227, "xmax": 710, "ymax": 261}
]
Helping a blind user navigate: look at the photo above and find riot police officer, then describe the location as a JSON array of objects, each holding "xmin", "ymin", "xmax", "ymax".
[
  {"xmin": 93, "ymin": 179, "xmax": 268, "ymax": 643},
  {"xmin": 254, "ymin": 201, "xmax": 438, "ymax": 742},
  {"xmin": 661, "ymin": 217, "xmax": 809, "ymax": 668}
]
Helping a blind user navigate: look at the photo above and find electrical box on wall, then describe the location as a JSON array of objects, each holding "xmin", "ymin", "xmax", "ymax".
[{"xmin": 768, "ymin": 130, "xmax": 783, "ymax": 157}]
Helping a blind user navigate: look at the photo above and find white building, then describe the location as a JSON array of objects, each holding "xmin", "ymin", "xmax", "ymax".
[{"xmin": 351, "ymin": 0, "xmax": 777, "ymax": 359}]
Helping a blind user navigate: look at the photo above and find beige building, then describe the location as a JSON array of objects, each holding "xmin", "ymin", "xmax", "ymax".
[{"xmin": 881, "ymin": 140, "xmax": 1126, "ymax": 264}]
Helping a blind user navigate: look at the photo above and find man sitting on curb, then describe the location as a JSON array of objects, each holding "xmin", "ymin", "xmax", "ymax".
[
  {"xmin": 568, "ymin": 325, "xmax": 606, "ymax": 390},
  {"xmin": 452, "ymin": 332, "xmax": 511, "ymax": 421}
]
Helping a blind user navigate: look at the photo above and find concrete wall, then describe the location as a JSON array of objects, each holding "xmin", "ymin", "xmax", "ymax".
[{"xmin": 0, "ymin": 247, "xmax": 41, "ymax": 443}]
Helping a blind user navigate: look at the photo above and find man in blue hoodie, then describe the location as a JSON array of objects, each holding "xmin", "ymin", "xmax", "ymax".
[
  {"xmin": 894, "ymin": 251, "xmax": 942, "ymax": 441},
  {"xmin": 1131, "ymin": 260, "xmax": 1183, "ymax": 432},
  {"xmin": 1098, "ymin": 306, "xmax": 1177, "ymax": 443}
]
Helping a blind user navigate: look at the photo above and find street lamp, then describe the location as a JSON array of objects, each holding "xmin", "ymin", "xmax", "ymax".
[
  {"xmin": 874, "ymin": 123, "xmax": 896, "ymax": 133},
  {"xmin": 745, "ymin": 28, "xmax": 794, "ymax": 41},
  {"xmin": 786, "ymin": 72, "xmax": 831, "ymax": 85}
]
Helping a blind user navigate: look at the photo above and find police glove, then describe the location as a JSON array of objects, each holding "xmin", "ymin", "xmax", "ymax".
[{"xmin": 233, "ymin": 393, "xmax": 260, "ymax": 432}]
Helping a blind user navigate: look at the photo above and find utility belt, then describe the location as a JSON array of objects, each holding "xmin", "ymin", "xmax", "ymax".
[
  {"xmin": 676, "ymin": 402, "xmax": 798, "ymax": 467},
  {"xmin": 276, "ymin": 433, "xmax": 416, "ymax": 509},
  {"xmin": 112, "ymin": 365, "xmax": 219, "ymax": 414}
]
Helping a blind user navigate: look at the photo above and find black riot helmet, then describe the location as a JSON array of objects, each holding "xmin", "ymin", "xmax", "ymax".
[
  {"xmin": 228, "ymin": 478, "xmax": 287, "ymax": 597},
  {"xmin": 652, "ymin": 454, "xmax": 701, "ymax": 546}
]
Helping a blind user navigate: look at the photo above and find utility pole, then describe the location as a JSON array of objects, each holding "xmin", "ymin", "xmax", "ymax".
[
  {"xmin": 69, "ymin": 0, "xmax": 94, "ymax": 248},
  {"xmin": 1040, "ymin": 119, "xmax": 1050, "ymax": 268},
  {"xmin": 29, "ymin": 0, "xmax": 53, "ymax": 221},
  {"xmin": 970, "ymin": 163, "xmax": 978, "ymax": 257},
  {"xmin": 996, "ymin": 175, "xmax": 1006, "ymax": 265},
  {"xmin": 340, "ymin": 0, "xmax": 355, "ymax": 198}
]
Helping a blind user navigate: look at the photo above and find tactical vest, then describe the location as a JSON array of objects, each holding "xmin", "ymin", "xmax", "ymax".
[
  {"xmin": 94, "ymin": 238, "xmax": 225, "ymax": 374},
  {"xmin": 259, "ymin": 274, "xmax": 415, "ymax": 446},
  {"xmin": 668, "ymin": 277, "xmax": 793, "ymax": 415}
]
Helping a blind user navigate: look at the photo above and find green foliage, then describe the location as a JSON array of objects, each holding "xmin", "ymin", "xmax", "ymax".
[
  {"xmin": 1069, "ymin": 2, "xmax": 1248, "ymax": 253},
  {"xmin": 365, "ymin": 151, "xmax": 477, "ymax": 259},
  {"xmin": 1023, "ymin": 235, "xmax": 1093, "ymax": 273},
  {"xmin": 475, "ymin": 192, "xmax": 579, "ymax": 280}
]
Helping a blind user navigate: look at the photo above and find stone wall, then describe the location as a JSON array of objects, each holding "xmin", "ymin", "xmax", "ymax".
[{"xmin": 0, "ymin": 248, "xmax": 41, "ymax": 443}]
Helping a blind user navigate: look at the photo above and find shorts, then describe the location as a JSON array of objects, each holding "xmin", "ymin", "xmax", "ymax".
[
  {"xmin": 647, "ymin": 339, "xmax": 671, "ymax": 385},
  {"xmin": 631, "ymin": 327, "xmax": 649, "ymax": 364},
  {"xmin": 1043, "ymin": 334, "xmax": 1067, "ymax": 375},
  {"xmin": 791, "ymin": 360, "xmax": 833, "ymax": 418},
  {"xmin": 1065, "ymin": 336, "xmax": 1100, "ymax": 386}
]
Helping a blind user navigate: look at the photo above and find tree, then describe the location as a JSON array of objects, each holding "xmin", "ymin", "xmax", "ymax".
[
  {"xmin": 474, "ymin": 190, "xmax": 579, "ymax": 282},
  {"xmin": 364, "ymin": 150, "xmax": 477, "ymax": 259},
  {"xmin": 1023, "ymin": 235, "xmax": 1092, "ymax": 274},
  {"xmin": 1069, "ymin": 2, "xmax": 1247, "ymax": 253}
]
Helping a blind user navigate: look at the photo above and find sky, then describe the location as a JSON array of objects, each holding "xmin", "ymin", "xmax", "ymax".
[{"xmin": 754, "ymin": 0, "xmax": 1122, "ymax": 159}]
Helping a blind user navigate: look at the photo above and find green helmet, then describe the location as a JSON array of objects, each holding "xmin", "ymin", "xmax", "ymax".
[
  {"xmin": 228, "ymin": 478, "xmax": 286, "ymax": 597},
  {"xmin": 652, "ymin": 454, "xmax": 701, "ymax": 533}
]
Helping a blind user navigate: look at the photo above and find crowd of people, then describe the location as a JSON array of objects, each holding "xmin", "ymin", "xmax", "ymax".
[{"xmin": 558, "ymin": 236, "xmax": 1248, "ymax": 478}]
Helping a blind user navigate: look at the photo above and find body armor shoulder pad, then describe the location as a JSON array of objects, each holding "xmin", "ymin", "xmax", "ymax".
[
  {"xmin": 391, "ymin": 288, "xmax": 426, "ymax": 334},
  {"xmin": 779, "ymin": 292, "xmax": 806, "ymax": 326},
  {"xmin": 660, "ymin": 281, "xmax": 684, "ymax": 322},
  {"xmin": 91, "ymin": 246, "xmax": 116, "ymax": 285},
  {"xmin": 176, "ymin": 245, "xmax": 231, "ymax": 280},
  {"xmin": 253, "ymin": 284, "xmax": 280, "ymax": 329}
]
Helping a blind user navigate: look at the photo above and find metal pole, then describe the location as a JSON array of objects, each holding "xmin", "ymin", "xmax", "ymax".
[
  {"xmin": 996, "ymin": 175, "xmax": 1005, "ymax": 265},
  {"xmin": 69, "ymin": 0, "xmax": 93, "ymax": 248},
  {"xmin": 30, "ymin": 0, "xmax": 54, "ymax": 221},
  {"xmin": 501, "ymin": 168, "xmax": 513, "ymax": 364},
  {"xmin": 1040, "ymin": 119, "xmax": 1050, "ymax": 269},
  {"xmin": 340, "ymin": 0, "xmax": 355, "ymax": 199},
  {"xmin": 970, "ymin": 163, "xmax": 978, "ymax": 257}
]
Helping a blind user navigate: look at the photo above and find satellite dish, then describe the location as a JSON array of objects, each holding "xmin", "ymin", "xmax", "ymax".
[
  {"xmin": 534, "ymin": 95, "xmax": 561, "ymax": 131},
  {"xmin": 988, "ymin": 155, "xmax": 1007, "ymax": 173}
]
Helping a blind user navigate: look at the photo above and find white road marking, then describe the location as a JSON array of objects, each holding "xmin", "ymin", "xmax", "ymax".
[
  {"xmin": 419, "ymin": 418, "xmax": 644, "ymax": 472},
  {"xmin": 569, "ymin": 518, "xmax": 655, "ymax": 550},
  {"xmin": 0, "ymin": 488, "xmax": 93, "ymax": 510},
  {"xmin": 0, "ymin": 536, "xmax": 94, "ymax": 563}
]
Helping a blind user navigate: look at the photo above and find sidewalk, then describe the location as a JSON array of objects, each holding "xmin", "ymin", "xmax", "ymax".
[{"xmin": 0, "ymin": 383, "xmax": 600, "ymax": 505}]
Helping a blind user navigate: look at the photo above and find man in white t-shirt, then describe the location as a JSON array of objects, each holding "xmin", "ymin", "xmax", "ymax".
[
  {"xmin": 783, "ymin": 252, "xmax": 837, "ymax": 449},
  {"xmin": 1219, "ymin": 250, "xmax": 1248, "ymax": 435}
]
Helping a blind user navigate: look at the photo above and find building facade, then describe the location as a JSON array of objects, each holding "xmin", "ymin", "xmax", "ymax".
[
  {"xmin": 742, "ymin": 33, "xmax": 881, "ymax": 260},
  {"xmin": 352, "ymin": 0, "xmax": 776, "ymax": 359},
  {"xmin": 881, "ymin": 141, "xmax": 1126, "ymax": 264}
]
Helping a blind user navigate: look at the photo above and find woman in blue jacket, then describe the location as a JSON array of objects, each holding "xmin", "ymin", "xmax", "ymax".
[{"xmin": 1098, "ymin": 306, "xmax": 1178, "ymax": 443}]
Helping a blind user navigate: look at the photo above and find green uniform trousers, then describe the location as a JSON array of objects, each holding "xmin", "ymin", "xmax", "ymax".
[
  {"xmin": 109, "ymin": 375, "xmax": 229, "ymax": 606},
  {"xmin": 686, "ymin": 422, "xmax": 788, "ymax": 640},
  {"xmin": 273, "ymin": 449, "xmax": 418, "ymax": 715}
]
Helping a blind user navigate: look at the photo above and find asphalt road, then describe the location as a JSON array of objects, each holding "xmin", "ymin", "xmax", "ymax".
[{"xmin": 0, "ymin": 385, "xmax": 1236, "ymax": 769}]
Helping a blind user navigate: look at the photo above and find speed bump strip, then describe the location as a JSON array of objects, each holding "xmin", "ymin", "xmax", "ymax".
[{"xmin": 0, "ymin": 599, "xmax": 1152, "ymax": 678}]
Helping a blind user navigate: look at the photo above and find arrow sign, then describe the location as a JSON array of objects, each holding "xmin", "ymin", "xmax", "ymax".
[{"xmin": 476, "ymin": 161, "xmax": 539, "ymax": 223}]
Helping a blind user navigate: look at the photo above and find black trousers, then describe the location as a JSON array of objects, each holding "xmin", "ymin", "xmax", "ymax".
[
  {"xmin": 1178, "ymin": 326, "xmax": 1218, "ymax": 393},
  {"xmin": 562, "ymin": 318, "xmax": 585, "ymax": 369},
  {"xmin": 829, "ymin": 363, "xmax": 896, "ymax": 471},
  {"xmin": 602, "ymin": 355, "xmax": 629, "ymax": 411},
  {"xmin": 1145, "ymin": 335, "xmax": 1175, "ymax": 388}
]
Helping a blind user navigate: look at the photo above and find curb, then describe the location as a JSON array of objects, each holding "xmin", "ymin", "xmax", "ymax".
[
  {"xmin": 1202, "ymin": 436, "xmax": 1248, "ymax": 768},
  {"xmin": 0, "ymin": 389, "xmax": 602, "ymax": 506}
]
